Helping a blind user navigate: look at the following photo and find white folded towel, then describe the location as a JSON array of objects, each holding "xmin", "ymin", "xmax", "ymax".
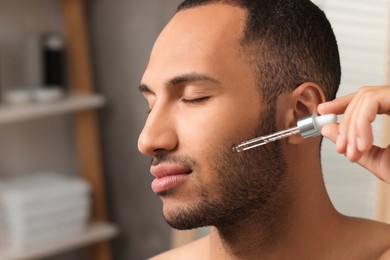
[{"xmin": 0, "ymin": 172, "xmax": 91, "ymax": 250}]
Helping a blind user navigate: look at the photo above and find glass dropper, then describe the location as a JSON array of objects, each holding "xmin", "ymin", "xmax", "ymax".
[{"xmin": 233, "ymin": 113, "xmax": 337, "ymax": 153}]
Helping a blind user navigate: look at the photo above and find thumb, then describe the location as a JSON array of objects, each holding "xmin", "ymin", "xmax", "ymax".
[{"xmin": 321, "ymin": 124, "xmax": 339, "ymax": 144}]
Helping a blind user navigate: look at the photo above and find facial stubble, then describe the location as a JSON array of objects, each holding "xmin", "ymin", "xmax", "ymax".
[{"xmin": 159, "ymin": 107, "xmax": 290, "ymax": 231}]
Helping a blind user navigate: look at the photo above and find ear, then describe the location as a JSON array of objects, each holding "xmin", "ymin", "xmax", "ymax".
[{"xmin": 284, "ymin": 82, "xmax": 326, "ymax": 145}]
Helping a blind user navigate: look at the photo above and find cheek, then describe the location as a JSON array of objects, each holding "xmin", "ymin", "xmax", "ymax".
[{"xmin": 177, "ymin": 100, "xmax": 261, "ymax": 154}]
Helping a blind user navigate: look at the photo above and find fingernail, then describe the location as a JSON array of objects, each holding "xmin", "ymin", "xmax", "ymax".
[
  {"xmin": 317, "ymin": 103, "xmax": 327, "ymax": 113},
  {"xmin": 336, "ymin": 134, "xmax": 341, "ymax": 146},
  {"xmin": 357, "ymin": 137, "xmax": 365, "ymax": 152},
  {"xmin": 347, "ymin": 144, "xmax": 353, "ymax": 158}
]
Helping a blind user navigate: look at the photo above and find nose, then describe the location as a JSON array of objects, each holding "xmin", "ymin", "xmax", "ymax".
[{"xmin": 138, "ymin": 106, "xmax": 178, "ymax": 156}]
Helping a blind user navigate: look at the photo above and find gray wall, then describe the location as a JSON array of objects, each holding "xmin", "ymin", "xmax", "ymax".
[
  {"xmin": 0, "ymin": 1, "xmax": 78, "ymax": 178},
  {"xmin": 86, "ymin": 1, "xmax": 182, "ymax": 259}
]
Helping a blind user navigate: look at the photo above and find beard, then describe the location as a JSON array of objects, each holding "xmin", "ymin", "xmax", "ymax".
[{"xmin": 152, "ymin": 105, "xmax": 289, "ymax": 230}]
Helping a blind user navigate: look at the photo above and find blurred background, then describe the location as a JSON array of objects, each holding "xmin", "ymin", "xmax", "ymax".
[{"xmin": 0, "ymin": 0, "xmax": 388, "ymax": 259}]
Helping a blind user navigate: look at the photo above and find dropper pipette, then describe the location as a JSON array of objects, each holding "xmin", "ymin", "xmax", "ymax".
[{"xmin": 233, "ymin": 113, "xmax": 337, "ymax": 153}]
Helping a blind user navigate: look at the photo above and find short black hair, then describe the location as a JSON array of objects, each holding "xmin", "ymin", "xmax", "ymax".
[{"xmin": 177, "ymin": 0, "xmax": 341, "ymax": 104}]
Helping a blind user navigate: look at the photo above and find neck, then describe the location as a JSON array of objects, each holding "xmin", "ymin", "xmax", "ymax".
[
  {"xmin": 209, "ymin": 142, "xmax": 343, "ymax": 259},
  {"xmin": 209, "ymin": 174, "xmax": 294, "ymax": 259},
  {"xmin": 209, "ymin": 204, "xmax": 290, "ymax": 258}
]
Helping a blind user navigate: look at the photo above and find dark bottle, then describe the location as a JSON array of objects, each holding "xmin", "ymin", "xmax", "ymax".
[{"xmin": 42, "ymin": 33, "xmax": 66, "ymax": 90}]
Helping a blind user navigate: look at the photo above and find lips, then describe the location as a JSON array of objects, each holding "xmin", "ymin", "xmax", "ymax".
[{"xmin": 150, "ymin": 164, "xmax": 192, "ymax": 193}]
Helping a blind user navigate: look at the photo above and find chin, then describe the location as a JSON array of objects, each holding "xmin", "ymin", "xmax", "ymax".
[{"xmin": 160, "ymin": 199, "xmax": 202, "ymax": 230}]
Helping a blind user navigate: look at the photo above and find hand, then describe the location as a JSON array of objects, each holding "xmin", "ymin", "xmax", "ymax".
[{"xmin": 317, "ymin": 86, "xmax": 390, "ymax": 183}]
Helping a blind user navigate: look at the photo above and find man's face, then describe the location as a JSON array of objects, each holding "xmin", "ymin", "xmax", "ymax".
[{"xmin": 138, "ymin": 4, "xmax": 287, "ymax": 229}]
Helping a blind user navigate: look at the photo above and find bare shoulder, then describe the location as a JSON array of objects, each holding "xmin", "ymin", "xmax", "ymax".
[
  {"xmin": 148, "ymin": 235, "xmax": 209, "ymax": 260},
  {"xmin": 348, "ymin": 217, "xmax": 390, "ymax": 259},
  {"xmin": 379, "ymin": 248, "xmax": 390, "ymax": 260}
]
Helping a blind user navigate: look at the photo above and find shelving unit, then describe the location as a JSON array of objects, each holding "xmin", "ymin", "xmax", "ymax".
[
  {"xmin": 0, "ymin": 0, "xmax": 117, "ymax": 259},
  {"xmin": 0, "ymin": 222, "xmax": 118, "ymax": 260},
  {"xmin": 0, "ymin": 94, "xmax": 105, "ymax": 125}
]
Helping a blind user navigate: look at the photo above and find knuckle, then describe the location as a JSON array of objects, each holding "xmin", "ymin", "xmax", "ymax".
[
  {"xmin": 338, "ymin": 123, "xmax": 346, "ymax": 134},
  {"xmin": 357, "ymin": 86, "xmax": 375, "ymax": 97}
]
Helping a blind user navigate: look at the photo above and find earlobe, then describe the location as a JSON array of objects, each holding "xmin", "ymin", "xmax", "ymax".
[{"xmin": 286, "ymin": 82, "xmax": 326, "ymax": 145}]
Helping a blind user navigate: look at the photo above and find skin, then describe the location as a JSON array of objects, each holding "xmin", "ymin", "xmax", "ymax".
[
  {"xmin": 139, "ymin": 4, "xmax": 264, "ymax": 225},
  {"xmin": 138, "ymin": 3, "xmax": 390, "ymax": 260}
]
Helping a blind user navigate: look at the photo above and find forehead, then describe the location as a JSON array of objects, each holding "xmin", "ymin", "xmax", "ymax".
[
  {"xmin": 154, "ymin": 3, "xmax": 245, "ymax": 54},
  {"xmin": 142, "ymin": 4, "xmax": 251, "ymax": 87}
]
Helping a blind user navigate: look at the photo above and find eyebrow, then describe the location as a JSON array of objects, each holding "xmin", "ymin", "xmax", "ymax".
[{"xmin": 139, "ymin": 72, "xmax": 220, "ymax": 93}]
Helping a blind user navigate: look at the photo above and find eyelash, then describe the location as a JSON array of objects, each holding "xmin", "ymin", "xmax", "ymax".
[
  {"xmin": 181, "ymin": 97, "xmax": 210, "ymax": 104},
  {"xmin": 147, "ymin": 97, "xmax": 210, "ymax": 114}
]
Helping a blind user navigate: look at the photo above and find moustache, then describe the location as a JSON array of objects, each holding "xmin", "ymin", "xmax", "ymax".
[{"xmin": 151, "ymin": 154, "xmax": 198, "ymax": 169}]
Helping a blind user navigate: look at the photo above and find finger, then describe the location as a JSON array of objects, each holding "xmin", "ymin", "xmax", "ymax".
[
  {"xmin": 319, "ymin": 94, "xmax": 358, "ymax": 157},
  {"xmin": 343, "ymin": 88, "xmax": 377, "ymax": 160},
  {"xmin": 321, "ymin": 123, "xmax": 349, "ymax": 156},
  {"xmin": 319, "ymin": 86, "xmax": 390, "ymax": 116},
  {"xmin": 356, "ymin": 144, "xmax": 390, "ymax": 183},
  {"xmin": 323, "ymin": 125, "xmax": 390, "ymax": 182},
  {"xmin": 317, "ymin": 92, "xmax": 356, "ymax": 115},
  {"xmin": 344, "ymin": 93, "xmax": 363, "ymax": 161},
  {"xmin": 320, "ymin": 86, "xmax": 390, "ymax": 163},
  {"xmin": 349, "ymin": 94, "xmax": 375, "ymax": 153},
  {"xmin": 322, "ymin": 123, "xmax": 364, "ymax": 161},
  {"xmin": 342, "ymin": 91, "xmax": 376, "ymax": 161},
  {"xmin": 321, "ymin": 124, "xmax": 338, "ymax": 143}
]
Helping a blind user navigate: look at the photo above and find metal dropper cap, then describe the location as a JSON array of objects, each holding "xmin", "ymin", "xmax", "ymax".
[{"xmin": 298, "ymin": 113, "xmax": 338, "ymax": 139}]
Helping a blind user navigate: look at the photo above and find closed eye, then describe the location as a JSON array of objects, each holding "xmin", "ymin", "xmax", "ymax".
[{"xmin": 181, "ymin": 97, "xmax": 211, "ymax": 104}]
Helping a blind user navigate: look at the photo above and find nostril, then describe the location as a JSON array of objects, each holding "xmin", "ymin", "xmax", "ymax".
[{"xmin": 153, "ymin": 148, "xmax": 169, "ymax": 156}]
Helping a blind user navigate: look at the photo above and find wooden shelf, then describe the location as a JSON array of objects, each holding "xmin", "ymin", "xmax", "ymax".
[
  {"xmin": 0, "ymin": 0, "xmax": 115, "ymax": 259},
  {"xmin": 0, "ymin": 94, "xmax": 106, "ymax": 125},
  {"xmin": 0, "ymin": 222, "xmax": 118, "ymax": 260}
]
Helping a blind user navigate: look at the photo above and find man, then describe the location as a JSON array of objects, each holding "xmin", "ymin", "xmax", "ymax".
[{"xmin": 138, "ymin": 0, "xmax": 390, "ymax": 259}]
